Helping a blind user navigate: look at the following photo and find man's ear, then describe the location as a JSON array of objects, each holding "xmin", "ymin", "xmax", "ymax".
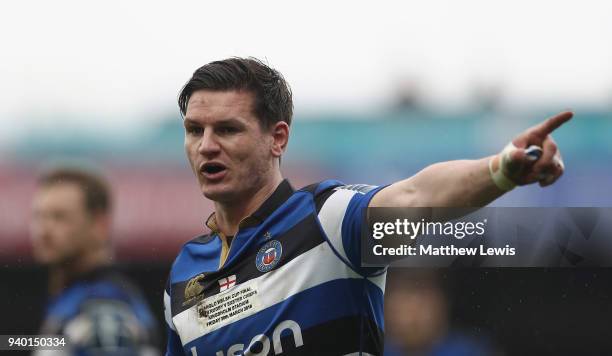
[
  {"xmin": 270, "ymin": 121, "xmax": 289, "ymax": 157},
  {"xmin": 91, "ymin": 213, "xmax": 111, "ymax": 247}
]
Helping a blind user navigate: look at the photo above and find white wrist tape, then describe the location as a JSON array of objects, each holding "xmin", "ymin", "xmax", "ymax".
[{"xmin": 489, "ymin": 142, "xmax": 518, "ymax": 191}]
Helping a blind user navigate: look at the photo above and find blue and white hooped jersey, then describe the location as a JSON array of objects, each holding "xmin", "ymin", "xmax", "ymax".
[
  {"xmin": 164, "ymin": 180, "xmax": 388, "ymax": 356},
  {"xmin": 36, "ymin": 268, "xmax": 160, "ymax": 356}
]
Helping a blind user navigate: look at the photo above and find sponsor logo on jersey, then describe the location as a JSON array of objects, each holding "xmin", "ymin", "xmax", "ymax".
[
  {"xmin": 336, "ymin": 184, "xmax": 377, "ymax": 194},
  {"xmin": 255, "ymin": 240, "xmax": 282, "ymax": 273},
  {"xmin": 183, "ymin": 273, "xmax": 206, "ymax": 306},
  {"xmin": 213, "ymin": 320, "xmax": 303, "ymax": 356}
]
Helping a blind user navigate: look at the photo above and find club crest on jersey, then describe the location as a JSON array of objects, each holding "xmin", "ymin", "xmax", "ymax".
[{"xmin": 256, "ymin": 240, "xmax": 282, "ymax": 273}]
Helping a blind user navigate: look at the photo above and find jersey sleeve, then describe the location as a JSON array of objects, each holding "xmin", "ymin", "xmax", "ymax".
[
  {"xmin": 317, "ymin": 183, "xmax": 387, "ymax": 275},
  {"xmin": 164, "ymin": 280, "xmax": 184, "ymax": 356}
]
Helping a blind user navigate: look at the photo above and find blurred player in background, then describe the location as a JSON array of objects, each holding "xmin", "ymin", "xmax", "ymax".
[
  {"xmin": 384, "ymin": 270, "xmax": 494, "ymax": 356},
  {"xmin": 30, "ymin": 167, "xmax": 160, "ymax": 356},
  {"xmin": 164, "ymin": 57, "xmax": 571, "ymax": 355}
]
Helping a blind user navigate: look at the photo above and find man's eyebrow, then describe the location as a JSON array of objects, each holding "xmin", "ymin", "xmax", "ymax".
[
  {"xmin": 215, "ymin": 118, "xmax": 245, "ymax": 126},
  {"xmin": 183, "ymin": 117, "xmax": 246, "ymax": 126},
  {"xmin": 183, "ymin": 118, "xmax": 198, "ymax": 126}
]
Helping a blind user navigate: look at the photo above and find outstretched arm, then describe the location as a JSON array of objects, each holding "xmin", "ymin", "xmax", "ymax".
[{"xmin": 370, "ymin": 111, "xmax": 573, "ymax": 208}]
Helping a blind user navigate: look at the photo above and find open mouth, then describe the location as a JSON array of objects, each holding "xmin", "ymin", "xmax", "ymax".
[{"xmin": 200, "ymin": 162, "xmax": 227, "ymax": 179}]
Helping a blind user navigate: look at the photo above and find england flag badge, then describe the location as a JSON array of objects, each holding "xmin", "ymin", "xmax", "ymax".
[{"xmin": 218, "ymin": 275, "xmax": 237, "ymax": 292}]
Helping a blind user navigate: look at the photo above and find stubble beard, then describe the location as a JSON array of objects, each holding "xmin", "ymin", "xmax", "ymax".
[{"xmin": 201, "ymin": 155, "xmax": 274, "ymax": 205}]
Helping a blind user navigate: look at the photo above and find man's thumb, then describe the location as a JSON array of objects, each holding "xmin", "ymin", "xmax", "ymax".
[{"xmin": 505, "ymin": 145, "xmax": 542, "ymax": 175}]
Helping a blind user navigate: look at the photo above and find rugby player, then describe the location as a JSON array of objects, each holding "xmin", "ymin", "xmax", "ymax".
[
  {"xmin": 164, "ymin": 57, "xmax": 571, "ymax": 355},
  {"xmin": 30, "ymin": 167, "xmax": 160, "ymax": 355}
]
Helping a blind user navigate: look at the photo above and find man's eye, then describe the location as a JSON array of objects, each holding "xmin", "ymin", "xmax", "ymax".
[
  {"xmin": 186, "ymin": 126, "xmax": 203, "ymax": 135},
  {"xmin": 51, "ymin": 211, "xmax": 68, "ymax": 222},
  {"xmin": 218, "ymin": 126, "xmax": 238, "ymax": 134}
]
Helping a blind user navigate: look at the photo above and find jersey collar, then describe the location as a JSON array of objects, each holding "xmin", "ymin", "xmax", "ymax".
[{"xmin": 205, "ymin": 179, "xmax": 295, "ymax": 232}]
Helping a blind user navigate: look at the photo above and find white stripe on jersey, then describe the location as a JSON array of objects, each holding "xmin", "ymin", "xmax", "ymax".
[
  {"xmin": 317, "ymin": 188, "xmax": 357, "ymax": 264},
  {"xmin": 164, "ymin": 291, "xmax": 176, "ymax": 331},
  {"xmin": 173, "ymin": 241, "xmax": 385, "ymax": 345}
]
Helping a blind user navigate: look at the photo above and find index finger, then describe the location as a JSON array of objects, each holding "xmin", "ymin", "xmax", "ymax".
[{"xmin": 532, "ymin": 111, "xmax": 573, "ymax": 136}]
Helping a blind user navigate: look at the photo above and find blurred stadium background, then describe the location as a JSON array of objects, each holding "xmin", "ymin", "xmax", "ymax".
[
  {"xmin": 2, "ymin": 1, "xmax": 612, "ymax": 355},
  {"xmin": 2, "ymin": 108, "xmax": 612, "ymax": 262}
]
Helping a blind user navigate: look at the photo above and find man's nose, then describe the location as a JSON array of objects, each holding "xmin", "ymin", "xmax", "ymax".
[
  {"xmin": 198, "ymin": 131, "xmax": 221, "ymax": 155},
  {"xmin": 30, "ymin": 219, "xmax": 51, "ymax": 241}
]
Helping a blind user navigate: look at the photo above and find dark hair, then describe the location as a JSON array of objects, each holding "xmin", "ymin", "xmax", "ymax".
[
  {"xmin": 178, "ymin": 57, "xmax": 293, "ymax": 128},
  {"xmin": 38, "ymin": 167, "xmax": 112, "ymax": 216}
]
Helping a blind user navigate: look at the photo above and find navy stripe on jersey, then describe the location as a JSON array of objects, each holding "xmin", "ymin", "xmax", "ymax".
[
  {"xmin": 170, "ymin": 213, "xmax": 326, "ymax": 316},
  {"xmin": 279, "ymin": 315, "xmax": 383, "ymax": 356},
  {"xmin": 314, "ymin": 186, "xmax": 341, "ymax": 213},
  {"xmin": 313, "ymin": 180, "xmax": 345, "ymax": 195}
]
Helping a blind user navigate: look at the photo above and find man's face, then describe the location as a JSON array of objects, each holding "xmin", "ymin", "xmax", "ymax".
[
  {"xmin": 30, "ymin": 183, "xmax": 96, "ymax": 265},
  {"xmin": 385, "ymin": 286, "xmax": 447, "ymax": 350},
  {"xmin": 184, "ymin": 90, "xmax": 277, "ymax": 203}
]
